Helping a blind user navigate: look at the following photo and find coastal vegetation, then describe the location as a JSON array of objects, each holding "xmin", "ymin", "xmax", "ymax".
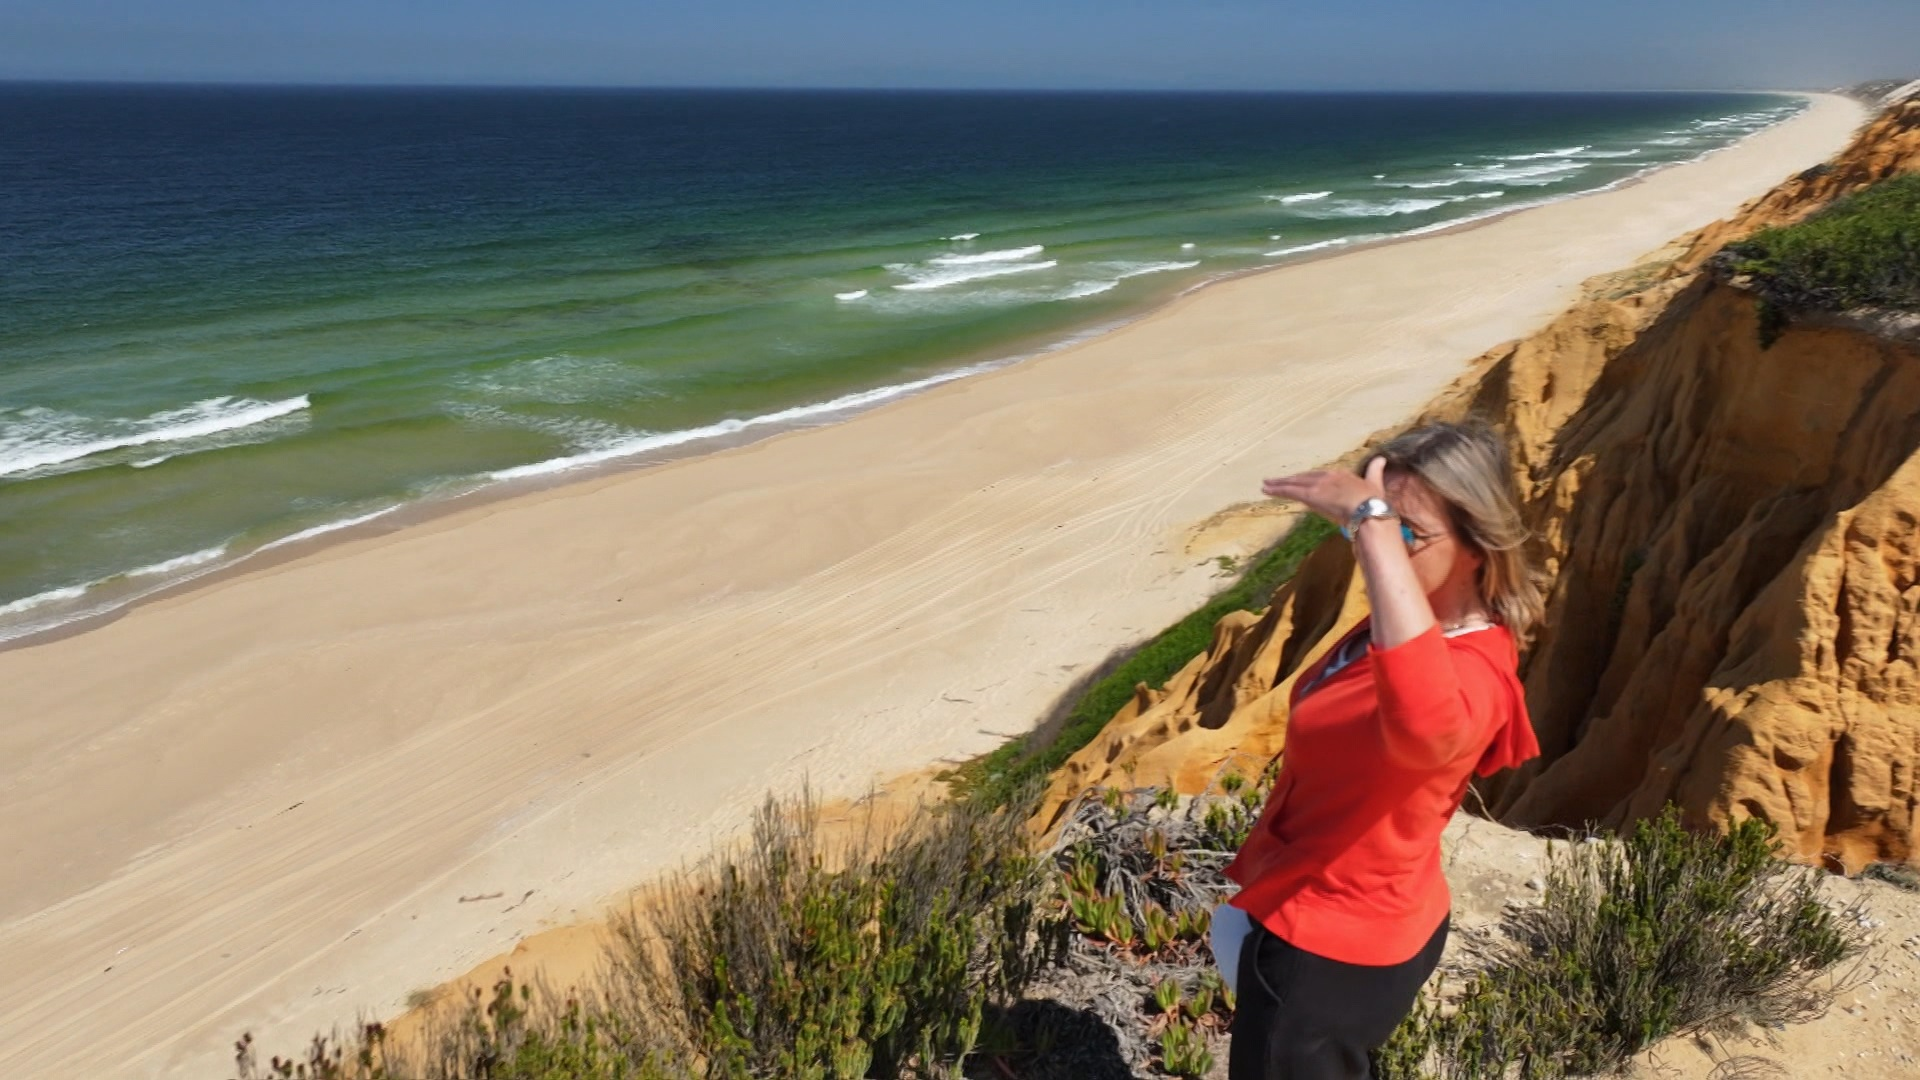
[
  {"xmin": 237, "ymin": 774, "xmax": 1866, "ymax": 1080},
  {"xmin": 1372, "ymin": 809, "xmax": 1866, "ymax": 1080},
  {"xmin": 1719, "ymin": 173, "xmax": 1920, "ymax": 343}
]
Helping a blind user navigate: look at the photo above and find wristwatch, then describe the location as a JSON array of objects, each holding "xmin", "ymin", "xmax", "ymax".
[{"xmin": 1341, "ymin": 496, "xmax": 1398, "ymax": 541}]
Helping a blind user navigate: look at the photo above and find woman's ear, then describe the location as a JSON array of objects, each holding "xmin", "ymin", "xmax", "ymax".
[{"xmin": 1465, "ymin": 539, "xmax": 1488, "ymax": 575}]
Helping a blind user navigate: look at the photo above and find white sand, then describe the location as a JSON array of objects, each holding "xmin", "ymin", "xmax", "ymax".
[{"xmin": 0, "ymin": 94, "xmax": 1865, "ymax": 1078}]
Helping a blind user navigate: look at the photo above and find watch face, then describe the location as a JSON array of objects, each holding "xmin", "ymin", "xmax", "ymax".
[{"xmin": 1342, "ymin": 497, "xmax": 1396, "ymax": 540}]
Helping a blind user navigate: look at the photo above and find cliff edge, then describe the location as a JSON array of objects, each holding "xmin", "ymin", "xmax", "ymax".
[{"xmin": 1040, "ymin": 92, "xmax": 1920, "ymax": 876}]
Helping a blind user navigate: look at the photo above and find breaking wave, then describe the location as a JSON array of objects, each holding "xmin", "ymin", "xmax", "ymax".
[{"xmin": 0, "ymin": 395, "xmax": 311, "ymax": 479}]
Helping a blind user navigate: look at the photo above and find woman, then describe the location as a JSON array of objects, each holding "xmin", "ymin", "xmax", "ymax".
[{"xmin": 1220, "ymin": 422, "xmax": 1544, "ymax": 1080}]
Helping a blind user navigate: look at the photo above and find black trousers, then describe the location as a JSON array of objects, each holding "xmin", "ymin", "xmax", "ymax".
[{"xmin": 1228, "ymin": 915, "xmax": 1448, "ymax": 1080}]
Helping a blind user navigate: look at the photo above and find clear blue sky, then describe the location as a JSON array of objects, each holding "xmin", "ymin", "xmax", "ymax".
[{"xmin": 2, "ymin": 0, "xmax": 1915, "ymax": 91}]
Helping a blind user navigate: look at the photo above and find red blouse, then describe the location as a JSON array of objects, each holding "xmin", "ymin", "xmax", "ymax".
[{"xmin": 1223, "ymin": 619, "xmax": 1538, "ymax": 965}]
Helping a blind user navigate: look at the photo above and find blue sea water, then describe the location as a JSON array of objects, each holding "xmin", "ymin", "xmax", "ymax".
[{"xmin": 0, "ymin": 85, "xmax": 1802, "ymax": 641}]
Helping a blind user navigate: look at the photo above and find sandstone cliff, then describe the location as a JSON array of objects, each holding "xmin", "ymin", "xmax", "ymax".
[{"xmin": 1040, "ymin": 94, "xmax": 1920, "ymax": 875}]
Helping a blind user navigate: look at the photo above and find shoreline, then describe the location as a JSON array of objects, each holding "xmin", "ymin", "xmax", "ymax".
[
  {"xmin": 0, "ymin": 91, "xmax": 1822, "ymax": 654},
  {"xmin": 0, "ymin": 92, "xmax": 1866, "ymax": 1080}
]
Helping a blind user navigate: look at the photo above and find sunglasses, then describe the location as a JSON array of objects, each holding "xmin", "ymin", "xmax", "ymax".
[{"xmin": 1399, "ymin": 523, "xmax": 1442, "ymax": 550}]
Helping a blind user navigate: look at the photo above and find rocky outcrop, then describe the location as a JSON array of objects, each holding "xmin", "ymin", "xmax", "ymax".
[
  {"xmin": 1040, "ymin": 94, "xmax": 1920, "ymax": 873},
  {"xmin": 1490, "ymin": 278, "xmax": 1920, "ymax": 871}
]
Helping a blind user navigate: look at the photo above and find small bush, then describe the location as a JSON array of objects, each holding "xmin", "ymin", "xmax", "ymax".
[
  {"xmin": 1719, "ymin": 173, "xmax": 1920, "ymax": 338},
  {"xmin": 620, "ymin": 789, "xmax": 1045, "ymax": 1079},
  {"xmin": 237, "ymin": 792, "xmax": 1041, "ymax": 1080},
  {"xmin": 1375, "ymin": 808, "xmax": 1869, "ymax": 1080},
  {"xmin": 950, "ymin": 515, "xmax": 1335, "ymax": 808},
  {"xmin": 1156, "ymin": 1020, "xmax": 1214, "ymax": 1077}
]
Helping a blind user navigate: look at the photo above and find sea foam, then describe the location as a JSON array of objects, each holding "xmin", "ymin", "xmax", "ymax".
[
  {"xmin": 489, "ymin": 363, "xmax": 997, "ymax": 482},
  {"xmin": 0, "ymin": 585, "xmax": 87, "ymax": 617},
  {"xmin": 891, "ymin": 259, "xmax": 1057, "ymax": 292},
  {"xmin": 1290, "ymin": 197, "xmax": 1449, "ymax": 218},
  {"xmin": 0, "ymin": 545, "xmax": 236, "ymax": 640},
  {"xmin": 1106, "ymin": 259, "xmax": 1201, "ymax": 279},
  {"xmin": 1053, "ymin": 280, "xmax": 1119, "ymax": 300},
  {"xmin": 127, "ymin": 547, "xmax": 228, "ymax": 577},
  {"xmin": 1497, "ymin": 145, "xmax": 1590, "ymax": 161},
  {"xmin": 1265, "ymin": 237, "xmax": 1357, "ymax": 258},
  {"xmin": 0, "ymin": 395, "xmax": 310, "ymax": 479},
  {"xmin": 1035, "ymin": 259, "xmax": 1203, "ymax": 302},
  {"xmin": 1389, "ymin": 157, "xmax": 1591, "ymax": 190},
  {"xmin": 463, "ymin": 354, "xmax": 667, "ymax": 408},
  {"xmin": 929, "ymin": 245, "xmax": 1045, "ymax": 266},
  {"xmin": 1460, "ymin": 160, "xmax": 1589, "ymax": 186},
  {"xmin": 261, "ymin": 506, "xmax": 404, "ymax": 551}
]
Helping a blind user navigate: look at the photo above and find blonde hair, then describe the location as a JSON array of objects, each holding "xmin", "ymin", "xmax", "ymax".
[{"xmin": 1369, "ymin": 421, "xmax": 1544, "ymax": 640}]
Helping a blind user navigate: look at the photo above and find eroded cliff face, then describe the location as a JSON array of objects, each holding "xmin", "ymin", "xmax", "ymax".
[
  {"xmin": 1040, "ymin": 96, "xmax": 1920, "ymax": 872},
  {"xmin": 1490, "ymin": 279, "xmax": 1920, "ymax": 871}
]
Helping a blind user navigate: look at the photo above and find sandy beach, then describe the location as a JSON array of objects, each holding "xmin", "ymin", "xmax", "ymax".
[{"xmin": 0, "ymin": 93, "xmax": 1864, "ymax": 1078}]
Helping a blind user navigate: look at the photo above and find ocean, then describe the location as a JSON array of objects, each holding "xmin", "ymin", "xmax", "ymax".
[{"xmin": 0, "ymin": 85, "xmax": 1801, "ymax": 642}]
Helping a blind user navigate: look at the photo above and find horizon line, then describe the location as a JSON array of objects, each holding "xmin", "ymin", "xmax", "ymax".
[{"xmin": 0, "ymin": 76, "xmax": 1839, "ymax": 96}]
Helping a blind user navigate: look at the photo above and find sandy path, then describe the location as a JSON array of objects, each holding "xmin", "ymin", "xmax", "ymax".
[{"xmin": 0, "ymin": 94, "xmax": 1863, "ymax": 1078}]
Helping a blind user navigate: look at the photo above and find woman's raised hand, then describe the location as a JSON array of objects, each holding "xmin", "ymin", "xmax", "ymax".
[{"xmin": 1262, "ymin": 456, "xmax": 1389, "ymax": 524}]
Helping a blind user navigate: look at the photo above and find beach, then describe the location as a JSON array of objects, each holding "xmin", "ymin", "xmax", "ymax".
[{"xmin": 0, "ymin": 92, "xmax": 1864, "ymax": 1078}]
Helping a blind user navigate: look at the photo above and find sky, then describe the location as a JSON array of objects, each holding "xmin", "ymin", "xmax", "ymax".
[{"xmin": 1, "ymin": 0, "xmax": 1915, "ymax": 92}]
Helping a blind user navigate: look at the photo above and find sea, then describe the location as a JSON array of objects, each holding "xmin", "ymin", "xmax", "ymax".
[{"xmin": 0, "ymin": 85, "xmax": 1803, "ymax": 643}]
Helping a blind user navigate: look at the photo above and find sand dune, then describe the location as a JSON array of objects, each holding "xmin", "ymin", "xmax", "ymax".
[{"xmin": 0, "ymin": 93, "xmax": 1864, "ymax": 1078}]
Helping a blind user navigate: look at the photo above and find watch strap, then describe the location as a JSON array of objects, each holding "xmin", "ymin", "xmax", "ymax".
[{"xmin": 1341, "ymin": 496, "xmax": 1397, "ymax": 540}]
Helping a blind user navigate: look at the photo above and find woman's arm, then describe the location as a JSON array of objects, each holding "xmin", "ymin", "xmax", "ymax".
[
  {"xmin": 1261, "ymin": 455, "xmax": 1435, "ymax": 648},
  {"xmin": 1265, "ymin": 455, "xmax": 1507, "ymax": 766}
]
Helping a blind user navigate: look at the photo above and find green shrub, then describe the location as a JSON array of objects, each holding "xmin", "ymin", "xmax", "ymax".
[
  {"xmin": 1156, "ymin": 1020, "xmax": 1214, "ymax": 1077},
  {"xmin": 1374, "ymin": 807, "xmax": 1869, "ymax": 1080},
  {"xmin": 624, "ymin": 789, "xmax": 1045, "ymax": 1079},
  {"xmin": 237, "ymin": 792, "xmax": 1041, "ymax": 1080},
  {"xmin": 950, "ymin": 515, "xmax": 1336, "ymax": 808},
  {"xmin": 1720, "ymin": 173, "xmax": 1920, "ymax": 335}
]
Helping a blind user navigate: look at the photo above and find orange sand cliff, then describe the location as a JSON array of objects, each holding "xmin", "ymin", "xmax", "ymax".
[{"xmin": 1042, "ymin": 94, "xmax": 1920, "ymax": 875}]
